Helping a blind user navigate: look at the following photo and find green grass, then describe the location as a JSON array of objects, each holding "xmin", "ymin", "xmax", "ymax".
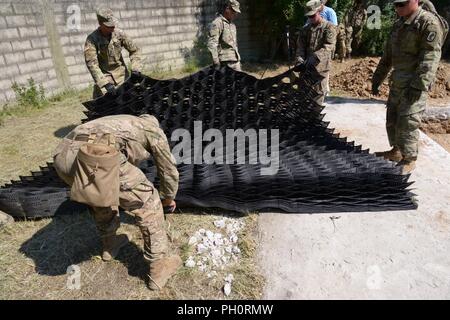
[{"xmin": 0, "ymin": 88, "xmax": 91, "ymax": 126}]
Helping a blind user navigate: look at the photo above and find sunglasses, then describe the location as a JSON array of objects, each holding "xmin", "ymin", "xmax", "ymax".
[{"xmin": 394, "ymin": 0, "xmax": 410, "ymax": 8}]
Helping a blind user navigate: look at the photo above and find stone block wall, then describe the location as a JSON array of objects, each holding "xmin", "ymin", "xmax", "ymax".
[{"xmin": 0, "ymin": 0, "xmax": 263, "ymax": 106}]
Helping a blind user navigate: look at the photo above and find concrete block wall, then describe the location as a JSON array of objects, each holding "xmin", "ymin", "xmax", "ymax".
[{"xmin": 0, "ymin": 0, "xmax": 263, "ymax": 106}]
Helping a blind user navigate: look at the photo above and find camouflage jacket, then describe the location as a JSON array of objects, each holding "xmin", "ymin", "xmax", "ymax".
[
  {"xmin": 207, "ymin": 14, "xmax": 240, "ymax": 65},
  {"xmin": 67, "ymin": 115, "xmax": 179, "ymax": 200},
  {"xmin": 373, "ymin": 8, "xmax": 444, "ymax": 92},
  {"xmin": 296, "ymin": 19, "xmax": 336, "ymax": 73},
  {"xmin": 84, "ymin": 28, "xmax": 143, "ymax": 88}
]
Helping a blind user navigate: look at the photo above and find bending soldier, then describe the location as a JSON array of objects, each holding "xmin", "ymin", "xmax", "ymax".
[{"xmin": 53, "ymin": 114, "xmax": 181, "ymax": 290}]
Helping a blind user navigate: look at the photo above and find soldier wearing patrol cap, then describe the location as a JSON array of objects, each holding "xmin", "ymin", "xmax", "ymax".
[
  {"xmin": 372, "ymin": 0, "xmax": 444, "ymax": 174},
  {"xmin": 84, "ymin": 7, "xmax": 143, "ymax": 99},
  {"xmin": 296, "ymin": 0, "xmax": 336, "ymax": 105},
  {"xmin": 207, "ymin": 0, "xmax": 242, "ymax": 71}
]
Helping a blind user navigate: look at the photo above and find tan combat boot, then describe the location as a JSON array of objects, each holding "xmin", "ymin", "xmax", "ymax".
[
  {"xmin": 101, "ymin": 234, "xmax": 130, "ymax": 261},
  {"xmin": 397, "ymin": 159, "xmax": 416, "ymax": 175},
  {"xmin": 375, "ymin": 147, "xmax": 403, "ymax": 162},
  {"xmin": 147, "ymin": 255, "xmax": 182, "ymax": 290}
]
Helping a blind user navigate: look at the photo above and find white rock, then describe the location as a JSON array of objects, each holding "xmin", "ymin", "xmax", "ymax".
[
  {"xmin": 188, "ymin": 236, "xmax": 198, "ymax": 245},
  {"xmin": 224, "ymin": 274, "xmax": 234, "ymax": 283},
  {"xmin": 230, "ymin": 234, "xmax": 238, "ymax": 243},
  {"xmin": 185, "ymin": 258, "xmax": 196, "ymax": 268},
  {"xmin": 199, "ymin": 228, "xmax": 206, "ymax": 234},
  {"xmin": 214, "ymin": 219, "xmax": 226, "ymax": 229},
  {"xmin": 197, "ymin": 243, "xmax": 207, "ymax": 253},
  {"xmin": 194, "ymin": 231, "xmax": 202, "ymax": 239},
  {"xmin": 223, "ymin": 283, "xmax": 232, "ymax": 296},
  {"xmin": 232, "ymin": 246, "xmax": 241, "ymax": 254},
  {"xmin": 211, "ymin": 249, "xmax": 221, "ymax": 258}
]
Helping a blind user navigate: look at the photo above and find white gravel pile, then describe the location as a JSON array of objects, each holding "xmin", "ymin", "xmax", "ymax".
[{"xmin": 184, "ymin": 217, "xmax": 245, "ymax": 295}]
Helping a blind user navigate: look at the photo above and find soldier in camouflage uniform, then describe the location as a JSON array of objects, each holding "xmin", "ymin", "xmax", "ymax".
[
  {"xmin": 53, "ymin": 114, "xmax": 181, "ymax": 290},
  {"xmin": 296, "ymin": 0, "xmax": 336, "ymax": 105},
  {"xmin": 372, "ymin": 0, "xmax": 444, "ymax": 174},
  {"xmin": 84, "ymin": 8, "xmax": 143, "ymax": 99},
  {"xmin": 343, "ymin": 0, "xmax": 367, "ymax": 58},
  {"xmin": 336, "ymin": 20, "xmax": 347, "ymax": 62},
  {"xmin": 207, "ymin": 0, "xmax": 242, "ymax": 71}
]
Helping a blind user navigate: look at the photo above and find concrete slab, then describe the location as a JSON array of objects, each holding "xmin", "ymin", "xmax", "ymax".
[{"xmin": 258, "ymin": 97, "xmax": 450, "ymax": 299}]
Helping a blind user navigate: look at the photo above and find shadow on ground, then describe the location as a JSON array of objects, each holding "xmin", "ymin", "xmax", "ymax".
[
  {"xmin": 19, "ymin": 211, "xmax": 148, "ymax": 281},
  {"xmin": 326, "ymin": 96, "xmax": 387, "ymax": 105},
  {"xmin": 54, "ymin": 125, "xmax": 77, "ymax": 138}
]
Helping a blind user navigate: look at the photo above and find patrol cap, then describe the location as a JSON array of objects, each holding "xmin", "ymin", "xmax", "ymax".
[
  {"xmin": 305, "ymin": 0, "xmax": 322, "ymax": 16},
  {"xmin": 96, "ymin": 7, "xmax": 118, "ymax": 27},
  {"xmin": 228, "ymin": 0, "xmax": 241, "ymax": 13}
]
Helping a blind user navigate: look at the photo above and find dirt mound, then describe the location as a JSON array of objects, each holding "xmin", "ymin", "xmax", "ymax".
[
  {"xmin": 331, "ymin": 58, "xmax": 450, "ymax": 100},
  {"xmin": 429, "ymin": 64, "xmax": 450, "ymax": 99},
  {"xmin": 331, "ymin": 58, "xmax": 390, "ymax": 99}
]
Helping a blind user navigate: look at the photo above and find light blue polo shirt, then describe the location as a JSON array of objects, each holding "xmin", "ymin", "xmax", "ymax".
[{"xmin": 320, "ymin": 6, "xmax": 338, "ymax": 25}]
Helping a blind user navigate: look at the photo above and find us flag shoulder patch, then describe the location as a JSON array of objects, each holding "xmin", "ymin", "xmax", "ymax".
[{"xmin": 427, "ymin": 31, "xmax": 436, "ymax": 42}]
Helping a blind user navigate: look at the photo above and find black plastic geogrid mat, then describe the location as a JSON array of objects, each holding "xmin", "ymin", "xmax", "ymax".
[{"xmin": 0, "ymin": 65, "xmax": 417, "ymax": 218}]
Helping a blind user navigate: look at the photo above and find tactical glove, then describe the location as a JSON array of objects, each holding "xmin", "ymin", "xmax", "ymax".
[{"xmin": 104, "ymin": 83, "xmax": 116, "ymax": 95}]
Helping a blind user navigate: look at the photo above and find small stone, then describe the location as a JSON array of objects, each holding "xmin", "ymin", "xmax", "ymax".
[
  {"xmin": 223, "ymin": 283, "xmax": 232, "ymax": 296},
  {"xmin": 197, "ymin": 243, "xmax": 207, "ymax": 253},
  {"xmin": 214, "ymin": 219, "xmax": 226, "ymax": 228},
  {"xmin": 224, "ymin": 274, "xmax": 234, "ymax": 283},
  {"xmin": 232, "ymin": 246, "xmax": 241, "ymax": 254},
  {"xmin": 185, "ymin": 258, "xmax": 196, "ymax": 268},
  {"xmin": 188, "ymin": 236, "xmax": 198, "ymax": 245},
  {"xmin": 230, "ymin": 234, "xmax": 238, "ymax": 243}
]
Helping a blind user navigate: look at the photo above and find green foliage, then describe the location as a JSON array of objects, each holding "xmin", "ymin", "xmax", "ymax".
[
  {"xmin": 245, "ymin": 0, "xmax": 400, "ymax": 57},
  {"xmin": 181, "ymin": 32, "xmax": 211, "ymax": 72},
  {"xmin": 11, "ymin": 78, "xmax": 48, "ymax": 109},
  {"xmin": 359, "ymin": 1, "xmax": 396, "ymax": 56}
]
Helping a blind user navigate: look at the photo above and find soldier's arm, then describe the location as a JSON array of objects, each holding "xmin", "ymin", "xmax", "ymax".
[
  {"xmin": 84, "ymin": 38, "xmax": 109, "ymax": 88},
  {"xmin": 372, "ymin": 34, "xmax": 393, "ymax": 87},
  {"xmin": 120, "ymin": 31, "xmax": 143, "ymax": 72},
  {"xmin": 410, "ymin": 19, "xmax": 443, "ymax": 91},
  {"xmin": 314, "ymin": 25, "xmax": 336, "ymax": 61},
  {"xmin": 147, "ymin": 128, "xmax": 179, "ymax": 200},
  {"xmin": 207, "ymin": 20, "xmax": 222, "ymax": 65}
]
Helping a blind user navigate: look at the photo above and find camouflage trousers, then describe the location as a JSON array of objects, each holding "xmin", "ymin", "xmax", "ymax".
[
  {"xmin": 54, "ymin": 141, "xmax": 168, "ymax": 262},
  {"xmin": 386, "ymin": 86, "xmax": 427, "ymax": 160},
  {"xmin": 314, "ymin": 72, "xmax": 329, "ymax": 106},
  {"xmin": 336, "ymin": 32, "xmax": 346, "ymax": 60},
  {"xmin": 221, "ymin": 61, "xmax": 241, "ymax": 71}
]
